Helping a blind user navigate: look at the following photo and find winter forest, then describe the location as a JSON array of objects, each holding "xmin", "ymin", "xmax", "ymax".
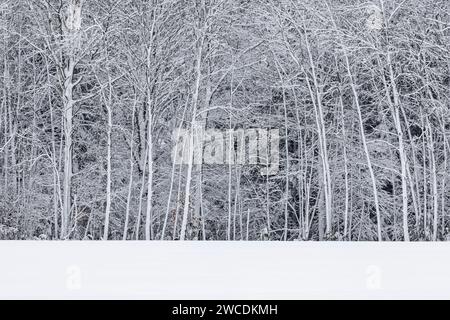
[{"xmin": 0, "ymin": 0, "xmax": 448, "ymax": 241}]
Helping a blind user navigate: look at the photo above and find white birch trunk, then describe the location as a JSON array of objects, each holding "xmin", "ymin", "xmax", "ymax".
[
  {"xmin": 180, "ymin": 30, "xmax": 205, "ymax": 241},
  {"xmin": 61, "ymin": 0, "xmax": 83, "ymax": 239}
]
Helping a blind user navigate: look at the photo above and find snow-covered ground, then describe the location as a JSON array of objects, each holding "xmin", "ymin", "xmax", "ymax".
[{"xmin": 0, "ymin": 242, "xmax": 449, "ymax": 299}]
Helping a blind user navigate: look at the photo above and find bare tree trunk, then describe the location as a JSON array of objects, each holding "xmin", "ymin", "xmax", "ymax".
[
  {"xmin": 135, "ymin": 146, "xmax": 147, "ymax": 240},
  {"xmin": 441, "ymin": 115, "xmax": 447, "ymax": 236},
  {"xmin": 145, "ymin": 94, "xmax": 153, "ymax": 240},
  {"xmin": 427, "ymin": 117, "xmax": 439, "ymax": 241},
  {"xmin": 344, "ymin": 55, "xmax": 382, "ymax": 241},
  {"xmin": 61, "ymin": 0, "xmax": 83, "ymax": 239},
  {"xmin": 180, "ymin": 26, "xmax": 205, "ymax": 241},
  {"xmin": 385, "ymin": 52, "xmax": 410, "ymax": 241},
  {"xmin": 161, "ymin": 99, "xmax": 189, "ymax": 239},
  {"xmin": 339, "ymin": 94, "xmax": 350, "ymax": 239},
  {"xmin": 46, "ymin": 59, "xmax": 62, "ymax": 239},
  {"xmin": 103, "ymin": 74, "xmax": 113, "ymax": 240},
  {"xmin": 1, "ymin": 22, "xmax": 9, "ymax": 195},
  {"xmin": 421, "ymin": 108, "xmax": 429, "ymax": 237},
  {"xmin": 302, "ymin": 22, "xmax": 332, "ymax": 237},
  {"xmin": 144, "ymin": 7, "xmax": 158, "ymax": 240},
  {"xmin": 123, "ymin": 99, "xmax": 137, "ymax": 240}
]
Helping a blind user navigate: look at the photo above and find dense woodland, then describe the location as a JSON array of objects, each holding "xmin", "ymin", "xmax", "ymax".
[{"xmin": 0, "ymin": 0, "xmax": 448, "ymax": 240}]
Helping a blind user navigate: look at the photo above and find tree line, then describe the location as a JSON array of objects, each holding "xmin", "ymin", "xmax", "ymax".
[{"xmin": 0, "ymin": 0, "xmax": 448, "ymax": 240}]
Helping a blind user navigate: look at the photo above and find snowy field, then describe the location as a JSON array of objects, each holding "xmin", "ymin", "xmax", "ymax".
[{"xmin": 1, "ymin": 242, "xmax": 449, "ymax": 299}]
